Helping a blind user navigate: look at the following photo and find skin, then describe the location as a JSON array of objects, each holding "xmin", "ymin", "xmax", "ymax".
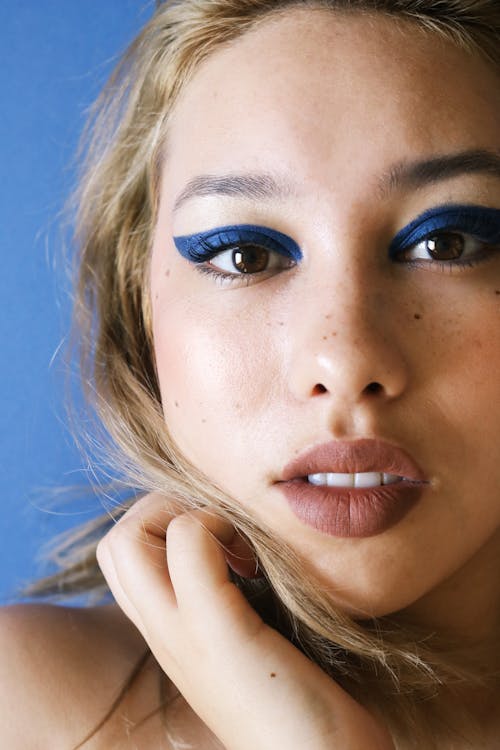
[
  {"xmin": 97, "ymin": 8, "xmax": 500, "ymax": 748},
  {"xmin": 151, "ymin": 10, "xmax": 500, "ymax": 634}
]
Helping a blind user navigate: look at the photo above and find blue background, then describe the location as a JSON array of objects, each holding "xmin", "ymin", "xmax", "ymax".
[{"xmin": 0, "ymin": 1, "xmax": 155, "ymax": 603}]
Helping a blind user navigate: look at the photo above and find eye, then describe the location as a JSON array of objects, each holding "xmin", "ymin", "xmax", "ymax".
[
  {"xmin": 388, "ymin": 205, "xmax": 500, "ymax": 270},
  {"xmin": 400, "ymin": 231, "xmax": 486, "ymax": 263},
  {"xmin": 173, "ymin": 224, "xmax": 303, "ymax": 285},
  {"xmin": 207, "ymin": 243, "xmax": 294, "ymax": 275}
]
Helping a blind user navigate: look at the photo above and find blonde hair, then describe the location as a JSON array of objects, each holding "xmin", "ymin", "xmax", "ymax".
[{"xmin": 21, "ymin": 1, "xmax": 500, "ymax": 748}]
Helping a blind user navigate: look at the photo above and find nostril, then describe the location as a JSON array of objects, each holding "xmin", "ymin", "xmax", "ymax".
[
  {"xmin": 312, "ymin": 383, "xmax": 328, "ymax": 395},
  {"xmin": 364, "ymin": 381, "xmax": 383, "ymax": 395}
]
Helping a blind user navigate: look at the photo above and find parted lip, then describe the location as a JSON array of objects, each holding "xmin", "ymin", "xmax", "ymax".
[{"xmin": 278, "ymin": 438, "xmax": 428, "ymax": 483}]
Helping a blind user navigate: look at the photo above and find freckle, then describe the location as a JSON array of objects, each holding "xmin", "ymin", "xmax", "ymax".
[
  {"xmin": 322, "ymin": 335, "xmax": 327, "ymax": 340},
  {"xmin": 495, "ymin": 290, "xmax": 500, "ymax": 295},
  {"xmin": 325, "ymin": 314, "xmax": 332, "ymax": 320},
  {"xmin": 165, "ymin": 269, "xmax": 170, "ymax": 277},
  {"xmin": 414, "ymin": 313, "xmax": 422, "ymax": 320},
  {"xmin": 331, "ymin": 331, "xmax": 337, "ymax": 336},
  {"xmin": 270, "ymin": 672, "xmax": 276, "ymax": 678},
  {"xmin": 174, "ymin": 401, "xmax": 179, "ymax": 408}
]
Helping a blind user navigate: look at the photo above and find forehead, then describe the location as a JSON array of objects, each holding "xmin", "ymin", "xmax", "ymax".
[{"xmin": 164, "ymin": 9, "xmax": 500, "ymax": 201}]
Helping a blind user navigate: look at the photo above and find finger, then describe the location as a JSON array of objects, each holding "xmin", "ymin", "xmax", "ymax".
[
  {"xmin": 166, "ymin": 511, "xmax": 263, "ymax": 636},
  {"xmin": 167, "ymin": 509, "xmax": 234, "ymax": 587},
  {"xmin": 99, "ymin": 493, "xmax": 178, "ymax": 634},
  {"xmin": 96, "ymin": 537, "xmax": 147, "ymax": 633}
]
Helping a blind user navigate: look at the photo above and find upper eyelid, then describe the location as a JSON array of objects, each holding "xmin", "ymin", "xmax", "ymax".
[
  {"xmin": 172, "ymin": 206, "xmax": 500, "ymax": 264},
  {"xmin": 389, "ymin": 203, "xmax": 500, "ymax": 256},
  {"xmin": 173, "ymin": 224, "xmax": 303, "ymax": 263}
]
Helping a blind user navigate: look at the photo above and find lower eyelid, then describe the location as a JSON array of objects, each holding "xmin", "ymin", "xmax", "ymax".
[{"xmin": 396, "ymin": 242, "xmax": 498, "ymax": 269}]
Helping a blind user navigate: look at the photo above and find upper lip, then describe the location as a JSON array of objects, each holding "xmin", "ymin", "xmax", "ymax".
[{"xmin": 279, "ymin": 438, "xmax": 428, "ymax": 482}]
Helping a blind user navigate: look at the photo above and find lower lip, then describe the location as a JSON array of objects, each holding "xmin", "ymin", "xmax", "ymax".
[{"xmin": 277, "ymin": 478, "xmax": 426, "ymax": 537}]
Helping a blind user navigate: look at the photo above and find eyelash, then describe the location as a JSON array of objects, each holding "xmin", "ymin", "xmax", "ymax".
[
  {"xmin": 392, "ymin": 233, "xmax": 497, "ymax": 274},
  {"xmin": 178, "ymin": 207, "xmax": 500, "ymax": 285},
  {"xmin": 195, "ymin": 261, "xmax": 259, "ymax": 286},
  {"xmin": 196, "ymin": 235, "xmax": 496, "ymax": 285},
  {"xmin": 193, "ymin": 241, "xmax": 296, "ymax": 286}
]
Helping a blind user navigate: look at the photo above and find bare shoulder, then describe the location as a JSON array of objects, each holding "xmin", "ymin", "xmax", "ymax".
[{"xmin": 0, "ymin": 601, "xmax": 169, "ymax": 749}]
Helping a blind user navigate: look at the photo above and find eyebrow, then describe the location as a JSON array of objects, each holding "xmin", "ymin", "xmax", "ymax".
[
  {"xmin": 173, "ymin": 172, "xmax": 293, "ymax": 212},
  {"xmin": 380, "ymin": 149, "xmax": 500, "ymax": 196},
  {"xmin": 172, "ymin": 149, "xmax": 500, "ymax": 212}
]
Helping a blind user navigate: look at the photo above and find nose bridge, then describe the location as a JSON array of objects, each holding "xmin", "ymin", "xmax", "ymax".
[
  {"xmin": 287, "ymin": 261, "xmax": 409, "ymax": 407},
  {"xmin": 319, "ymin": 274, "xmax": 388, "ymax": 347}
]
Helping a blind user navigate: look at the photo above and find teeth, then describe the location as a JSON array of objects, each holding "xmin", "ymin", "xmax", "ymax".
[
  {"xmin": 328, "ymin": 473, "xmax": 354, "ymax": 487},
  {"xmin": 354, "ymin": 472, "xmax": 382, "ymax": 488},
  {"xmin": 307, "ymin": 472, "xmax": 403, "ymax": 488},
  {"xmin": 308, "ymin": 473, "xmax": 328, "ymax": 486},
  {"xmin": 382, "ymin": 472, "xmax": 400, "ymax": 485}
]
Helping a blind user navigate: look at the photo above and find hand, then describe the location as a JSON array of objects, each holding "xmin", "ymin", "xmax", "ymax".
[{"xmin": 97, "ymin": 493, "xmax": 394, "ymax": 750}]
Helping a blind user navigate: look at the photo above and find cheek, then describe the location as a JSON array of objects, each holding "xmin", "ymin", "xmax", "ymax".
[
  {"xmin": 152, "ymin": 287, "xmax": 283, "ymax": 483},
  {"xmin": 430, "ymin": 292, "xmax": 499, "ymax": 410},
  {"xmin": 420, "ymin": 289, "xmax": 500, "ymax": 517}
]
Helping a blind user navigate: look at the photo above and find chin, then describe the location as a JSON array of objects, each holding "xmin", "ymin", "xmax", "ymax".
[{"xmin": 312, "ymin": 567, "xmax": 435, "ymax": 623}]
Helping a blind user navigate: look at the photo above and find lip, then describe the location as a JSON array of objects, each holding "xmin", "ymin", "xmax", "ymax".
[
  {"xmin": 276, "ymin": 439, "xmax": 430, "ymax": 538},
  {"xmin": 280, "ymin": 438, "xmax": 427, "ymax": 481}
]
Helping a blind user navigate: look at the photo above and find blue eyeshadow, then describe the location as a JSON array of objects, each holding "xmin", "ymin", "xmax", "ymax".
[
  {"xmin": 389, "ymin": 204, "xmax": 500, "ymax": 257},
  {"xmin": 173, "ymin": 224, "xmax": 303, "ymax": 263},
  {"xmin": 172, "ymin": 206, "xmax": 500, "ymax": 270}
]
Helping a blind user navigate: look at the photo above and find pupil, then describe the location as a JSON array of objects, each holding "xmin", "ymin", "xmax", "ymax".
[
  {"xmin": 426, "ymin": 233, "xmax": 464, "ymax": 260},
  {"xmin": 233, "ymin": 245, "xmax": 269, "ymax": 273}
]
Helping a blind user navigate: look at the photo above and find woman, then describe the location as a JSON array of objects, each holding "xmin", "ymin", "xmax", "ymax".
[{"xmin": 2, "ymin": 1, "xmax": 499, "ymax": 748}]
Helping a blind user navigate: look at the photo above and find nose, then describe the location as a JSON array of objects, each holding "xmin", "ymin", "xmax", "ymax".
[{"xmin": 287, "ymin": 273, "xmax": 409, "ymax": 424}]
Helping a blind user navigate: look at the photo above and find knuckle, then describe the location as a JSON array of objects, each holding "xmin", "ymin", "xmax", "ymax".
[
  {"xmin": 166, "ymin": 513, "xmax": 205, "ymax": 559},
  {"xmin": 95, "ymin": 537, "xmax": 107, "ymax": 567},
  {"xmin": 168, "ymin": 511, "xmax": 197, "ymax": 535},
  {"xmin": 166, "ymin": 513, "xmax": 193, "ymax": 545},
  {"xmin": 102, "ymin": 516, "xmax": 137, "ymax": 555}
]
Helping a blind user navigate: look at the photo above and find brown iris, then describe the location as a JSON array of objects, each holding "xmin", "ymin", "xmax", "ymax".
[
  {"xmin": 232, "ymin": 245, "xmax": 269, "ymax": 273},
  {"xmin": 425, "ymin": 232, "xmax": 464, "ymax": 260}
]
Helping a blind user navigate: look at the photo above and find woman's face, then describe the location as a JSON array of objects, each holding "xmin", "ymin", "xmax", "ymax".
[{"xmin": 150, "ymin": 9, "xmax": 500, "ymax": 624}]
